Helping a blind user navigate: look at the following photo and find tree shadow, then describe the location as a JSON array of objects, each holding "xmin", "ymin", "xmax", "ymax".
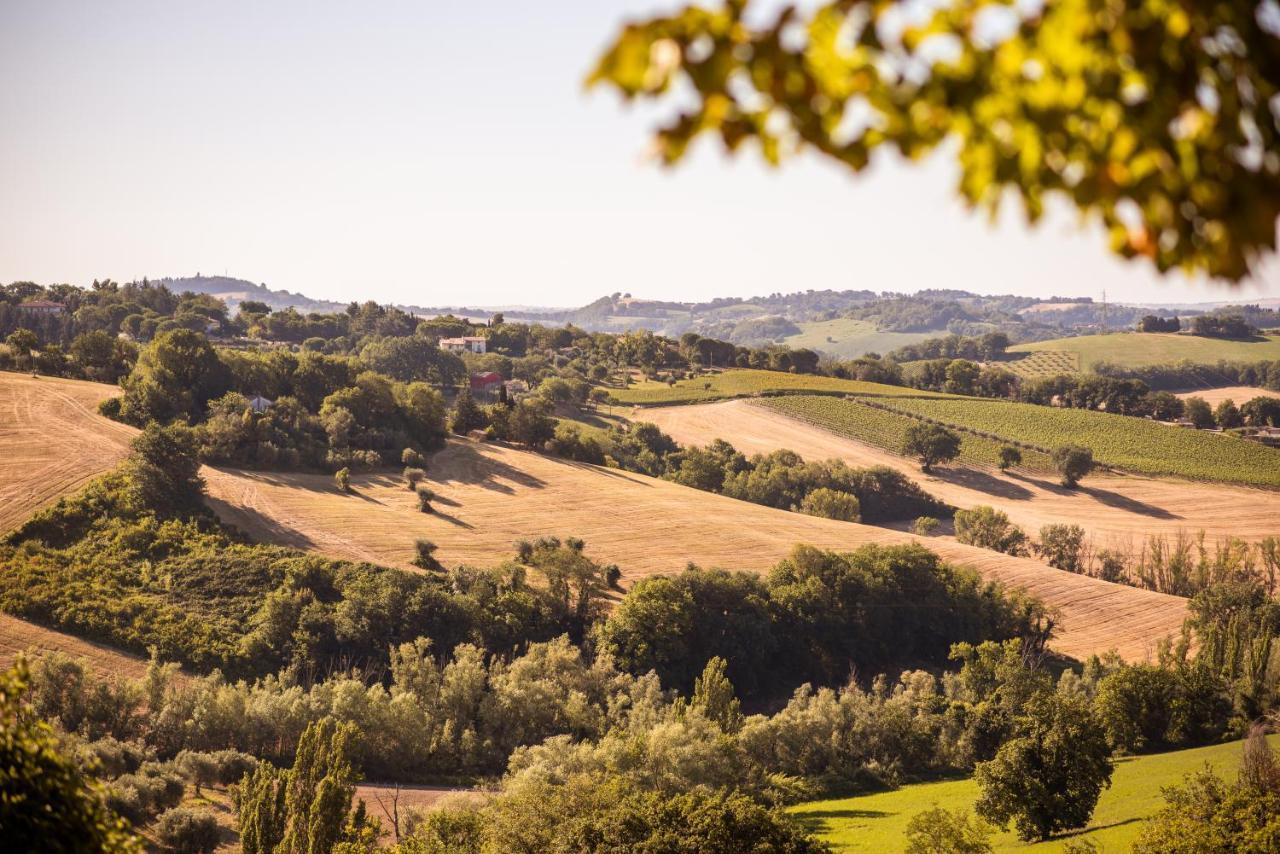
[
  {"xmin": 934, "ymin": 466, "xmax": 1034, "ymax": 500},
  {"xmin": 1057, "ymin": 817, "xmax": 1142, "ymax": 839},
  {"xmin": 206, "ymin": 495, "xmax": 319, "ymax": 551},
  {"xmin": 1080, "ymin": 485, "xmax": 1182, "ymax": 520},
  {"xmin": 428, "ymin": 508, "xmax": 474, "ymax": 530},
  {"xmin": 434, "ymin": 443, "xmax": 547, "ymax": 492},
  {"xmin": 793, "ymin": 808, "xmax": 893, "ymax": 836}
]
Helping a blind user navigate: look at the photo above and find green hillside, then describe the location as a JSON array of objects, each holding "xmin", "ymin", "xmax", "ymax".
[
  {"xmin": 789, "ymin": 735, "xmax": 1277, "ymax": 852},
  {"xmin": 608, "ymin": 369, "xmax": 937, "ymax": 405},
  {"xmin": 782, "ymin": 318, "xmax": 935, "ymax": 359},
  {"xmin": 1008, "ymin": 332, "xmax": 1280, "ymax": 371}
]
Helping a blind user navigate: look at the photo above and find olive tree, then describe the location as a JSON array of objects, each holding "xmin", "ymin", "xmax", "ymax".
[
  {"xmin": 1051, "ymin": 445, "xmax": 1094, "ymax": 489},
  {"xmin": 903, "ymin": 423, "xmax": 962, "ymax": 473}
]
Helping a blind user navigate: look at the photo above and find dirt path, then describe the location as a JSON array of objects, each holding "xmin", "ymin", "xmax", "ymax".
[
  {"xmin": 640, "ymin": 399, "xmax": 1280, "ymax": 548},
  {"xmin": 204, "ymin": 439, "xmax": 1186, "ymax": 663},
  {"xmin": 0, "ymin": 372, "xmax": 135, "ymax": 532}
]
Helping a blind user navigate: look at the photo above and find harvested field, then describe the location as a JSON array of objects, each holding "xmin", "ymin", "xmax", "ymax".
[
  {"xmin": 0, "ymin": 373, "xmax": 1188, "ymax": 662},
  {"xmin": 641, "ymin": 399, "xmax": 1280, "ymax": 548},
  {"xmin": 202, "ymin": 440, "xmax": 1186, "ymax": 662},
  {"xmin": 0, "ymin": 611, "xmax": 155, "ymax": 680},
  {"xmin": 0, "ymin": 371, "xmax": 135, "ymax": 532},
  {"xmin": 1174, "ymin": 385, "xmax": 1280, "ymax": 407}
]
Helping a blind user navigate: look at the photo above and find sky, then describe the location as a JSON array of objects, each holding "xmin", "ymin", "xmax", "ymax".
[{"xmin": 1, "ymin": 0, "xmax": 1277, "ymax": 309}]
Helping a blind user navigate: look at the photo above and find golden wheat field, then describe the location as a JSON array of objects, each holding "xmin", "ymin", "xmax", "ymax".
[
  {"xmin": 640, "ymin": 399, "xmax": 1280, "ymax": 548},
  {"xmin": 0, "ymin": 372, "xmax": 1188, "ymax": 663},
  {"xmin": 1172, "ymin": 386, "xmax": 1280, "ymax": 407}
]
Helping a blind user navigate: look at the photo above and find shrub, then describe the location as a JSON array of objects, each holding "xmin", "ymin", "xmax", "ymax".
[
  {"xmin": 1095, "ymin": 549, "xmax": 1128, "ymax": 584},
  {"xmin": 904, "ymin": 807, "xmax": 993, "ymax": 854},
  {"xmin": 997, "ymin": 445, "xmax": 1021, "ymax": 471},
  {"xmin": 404, "ymin": 467, "xmax": 426, "ymax": 489},
  {"xmin": 1036, "ymin": 524, "xmax": 1086, "ymax": 573},
  {"xmin": 98, "ymin": 396, "xmax": 123, "ymax": 420},
  {"xmin": 154, "ymin": 806, "xmax": 221, "ymax": 854},
  {"xmin": 416, "ymin": 484, "xmax": 434, "ymax": 513},
  {"xmin": 401, "ymin": 447, "xmax": 425, "ymax": 467},
  {"xmin": 412, "ymin": 539, "xmax": 443, "ymax": 571},
  {"xmin": 334, "ymin": 467, "xmax": 351, "ymax": 493},
  {"xmin": 605, "ymin": 564, "xmax": 622, "ymax": 589},
  {"xmin": 1051, "ymin": 444, "xmax": 1094, "ymax": 488},
  {"xmin": 912, "ymin": 516, "xmax": 941, "ymax": 536},
  {"xmin": 798, "ymin": 487, "xmax": 861, "ymax": 522},
  {"xmin": 954, "ymin": 506, "xmax": 1029, "ymax": 556}
]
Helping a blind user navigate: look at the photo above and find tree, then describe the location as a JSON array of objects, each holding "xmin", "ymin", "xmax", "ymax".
[
  {"xmin": 904, "ymin": 807, "xmax": 994, "ymax": 854},
  {"xmin": 1241, "ymin": 396, "xmax": 1280, "ymax": 428},
  {"xmin": 236, "ymin": 718, "xmax": 369, "ymax": 854},
  {"xmin": 416, "ymin": 484, "xmax": 434, "ymax": 512},
  {"xmin": 412, "ymin": 539, "xmax": 443, "ymax": 571},
  {"xmin": 903, "ymin": 423, "xmax": 961, "ymax": 473},
  {"xmin": 119, "ymin": 329, "xmax": 229, "ymax": 425},
  {"xmin": 1215, "ymin": 398, "xmax": 1243, "ymax": 429},
  {"xmin": 944, "ymin": 359, "xmax": 981, "ymax": 395},
  {"xmin": 997, "ymin": 445, "xmax": 1021, "ymax": 471},
  {"xmin": 975, "ymin": 692, "xmax": 1113, "ymax": 841},
  {"xmin": 1184, "ymin": 396, "xmax": 1215, "ymax": 429},
  {"xmin": 691, "ymin": 656, "xmax": 743, "ymax": 733},
  {"xmin": 5, "ymin": 328, "xmax": 38, "ymax": 370},
  {"xmin": 1052, "ymin": 445, "xmax": 1094, "ymax": 488},
  {"xmin": 591, "ymin": 1, "xmax": 1280, "ymax": 281},
  {"xmin": 450, "ymin": 387, "xmax": 485, "ymax": 435},
  {"xmin": 798, "ymin": 487, "xmax": 861, "ymax": 522},
  {"xmin": 1035, "ymin": 524, "xmax": 1086, "ymax": 573},
  {"xmin": 127, "ymin": 423, "xmax": 205, "ymax": 515},
  {"xmin": 0, "ymin": 658, "xmax": 139, "ymax": 853},
  {"xmin": 334, "ymin": 467, "xmax": 351, "ymax": 493},
  {"xmin": 954, "ymin": 506, "xmax": 1028, "ymax": 556}
]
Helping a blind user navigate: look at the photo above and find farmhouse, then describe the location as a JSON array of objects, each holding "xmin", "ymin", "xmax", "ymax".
[
  {"xmin": 439, "ymin": 336, "xmax": 487, "ymax": 354},
  {"xmin": 247, "ymin": 395, "xmax": 274, "ymax": 413},
  {"xmin": 470, "ymin": 371, "xmax": 504, "ymax": 398},
  {"xmin": 17, "ymin": 299, "xmax": 65, "ymax": 315}
]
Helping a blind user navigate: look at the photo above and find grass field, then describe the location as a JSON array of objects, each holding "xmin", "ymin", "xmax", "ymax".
[
  {"xmin": 1008, "ymin": 332, "xmax": 1280, "ymax": 371},
  {"xmin": 1174, "ymin": 385, "xmax": 1280, "ymax": 406},
  {"xmin": 0, "ymin": 372, "xmax": 1190, "ymax": 662},
  {"xmin": 790, "ymin": 735, "xmax": 1279, "ymax": 852},
  {"xmin": 608, "ymin": 369, "xmax": 935, "ymax": 406},
  {"xmin": 781, "ymin": 318, "xmax": 935, "ymax": 359},
  {"xmin": 643, "ymin": 399, "xmax": 1280, "ymax": 549}
]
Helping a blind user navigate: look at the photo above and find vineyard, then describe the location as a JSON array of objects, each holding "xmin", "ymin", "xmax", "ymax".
[
  {"xmin": 757, "ymin": 396, "xmax": 1055, "ymax": 471},
  {"xmin": 766, "ymin": 393, "xmax": 1280, "ymax": 487},
  {"xmin": 608, "ymin": 369, "xmax": 934, "ymax": 406},
  {"xmin": 1008, "ymin": 331, "xmax": 1280, "ymax": 371},
  {"xmin": 1001, "ymin": 349, "xmax": 1079, "ymax": 379}
]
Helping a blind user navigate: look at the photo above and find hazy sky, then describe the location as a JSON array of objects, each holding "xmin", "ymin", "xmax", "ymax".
[{"xmin": 2, "ymin": 0, "xmax": 1277, "ymax": 308}]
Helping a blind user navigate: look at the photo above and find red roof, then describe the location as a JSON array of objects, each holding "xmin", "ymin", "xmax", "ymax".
[{"xmin": 470, "ymin": 372, "xmax": 503, "ymax": 389}]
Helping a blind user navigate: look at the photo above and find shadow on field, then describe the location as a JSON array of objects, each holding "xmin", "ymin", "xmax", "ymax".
[
  {"xmin": 433, "ymin": 443, "xmax": 547, "ymax": 493},
  {"xmin": 793, "ymin": 808, "xmax": 892, "ymax": 835},
  {"xmin": 934, "ymin": 466, "xmax": 1034, "ymax": 500},
  {"xmin": 1082, "ymin": 485, "xmax": 1181, "ymax": 520},
  {"xmin": 206, "ymin": 495, "xmax": 319, "ymax": 551}
]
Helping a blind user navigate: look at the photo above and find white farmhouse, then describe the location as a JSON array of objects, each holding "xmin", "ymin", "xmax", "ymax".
[{"xmin": 438, "ymin": 336, "xmax": 487, "ymax": 354}]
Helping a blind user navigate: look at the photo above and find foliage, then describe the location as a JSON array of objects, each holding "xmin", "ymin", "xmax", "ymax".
[
  {"xmin": 590, "ymin": 0, "xmax": 1280, "ymax": 280},
  {"xmin": 997, "ymin": 445, "xmax": 1021, "ymax": 471},
  {"xmin": 1036, "ymin": 524, "xmax": 1086, "ymax": 573},
  {"xmin": 902, "ymin": 422, "xmax": 962, "ymax": 473},
  {"xmin": 0, "ymin": 658, "xmax": 140, "ymax": 853},
  {"xmin": 1053, "ymin": 444, "xmax": 1095, "ymax": 488},
  {"xmin": 1133, "ymin": 729, "xmax": 1280, "ymax": 854},
  {"xmin": 798, "ymin": 487, "xmax": 861, "ymax": 522},
  {"xmin": 903, "ymin": 807, "xmax": 993, "ymax": 854},
  {"xmin": 912, "ymin": 516, "xmax": 940, "ymax": 536},
  {"xmin": 154, "ymin": 806, "xmax": 221, "ymax": 854},
  {"xmin": 954, "ymin": 506, "xmax": 1029, "ymax": 557},
  {"xmin": 974, "ymin": 692, "xmax": 1113, "ymax": 841},
  {"xmin": 334, "ymin": 466, "xmax": 351, "ymax": 493}
]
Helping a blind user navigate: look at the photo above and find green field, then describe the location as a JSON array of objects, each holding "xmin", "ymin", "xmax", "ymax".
[
  {"xmin": 1002, "ymin": 350, "xmax": 1081, "ymax": 379},
  {"xmin": 608, "ymin": 369, "xmax": 936, "ymax": 406},
  {"xmin": 789, "ymin": 735, "xmax": 1276, "ymax": 852},
  {"xmin": 1008, "ymin": 332, "xmax": 1280, "ymax": 371},
  {"xmin": 758, "ymin": 396, "xmax": 1055, "ymax": 471},
  {"xmin": 782, "ymin": 319, "xmax": 935, "ymax": 359}
]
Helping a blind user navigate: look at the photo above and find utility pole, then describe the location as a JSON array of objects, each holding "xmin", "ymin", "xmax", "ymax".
[{"xmin": 1100, "ymin": 289, "xmax": 1108, "ymax": 330}]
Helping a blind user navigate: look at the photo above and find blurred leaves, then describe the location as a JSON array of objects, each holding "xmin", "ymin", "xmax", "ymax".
[{"xmin": 590, "ymin": 0, "xmax": 1280, "ymax": 281}]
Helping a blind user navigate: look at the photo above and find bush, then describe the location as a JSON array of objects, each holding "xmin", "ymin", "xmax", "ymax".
[
  {"xmin": 416, "ymin": 484, "xmax": 434, "ymax": 512},
  {"xmin": 954, "ymin": 506, "xmax": 1029, "ymax": 556},
  {"xmin": 1036, "ymin": 524, "xmax": 1086, "ymax": 573},
  {"xmin": 334, "ymin": 467, "xmax": 351, "ymax": 493},
  {"xmin": 905, "ymin": 807, "xmax": 993, "ymax": 854},
  {"xmin": 997, "ymin": 445, "xmax": 1021, "ymax": 471},
  {"xmin": 1051, "ymin": 445, "xmax": 1094, "ymax": 488},
  {"xmin": 155, "ymin": 806, "xmax": 221, "ymax": 854},
  {"xmin": 605, "ymin": 564, "xmax": 622, "ymax": 589},
  {"xmin": 401, "ymin": 447, "xmax": 425, "ymax": 467},
  {"xmin": 798, "ymin": 487, "xmax": 861, "ymax": 522},
  {"xmin": 413, "ymin": 539, "xmax": 443, "ymax": 571},
  {"xmin": 913, "ymin": 516, "xmax": 941, "ymax": 536},
  {"xmin": 404, "ymin": 467, "xmax": 426, "ymax": 489},
  {"xmin": 98, "ymin": 396, "xmax": 123, "ymax": 420}
]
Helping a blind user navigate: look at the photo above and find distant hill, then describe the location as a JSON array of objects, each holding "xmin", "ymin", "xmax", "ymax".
[{"xmin": 156, "ymin": 275, "xmax": 349, "ymax": 314}]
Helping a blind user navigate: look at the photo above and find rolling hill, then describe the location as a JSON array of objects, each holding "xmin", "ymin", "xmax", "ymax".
[
  {"xmin": 0, "ymin": 372, "xmax": 1189, "ymax": 663},
  {"xmin": 640, "ymin": 399, "xmax": 1280, "ymax": 548}
]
